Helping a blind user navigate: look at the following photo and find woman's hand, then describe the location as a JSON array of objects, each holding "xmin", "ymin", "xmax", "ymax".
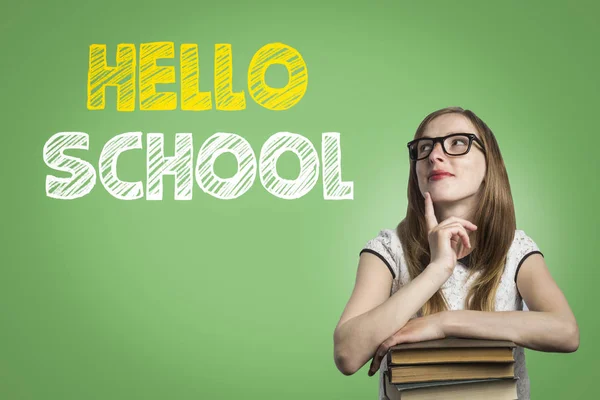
[
  {"xmin": 367, "ymin": 313, "xmax": 446, "ymax": 377},
  {"xmin": 424, "ymin": 191, "xmax": 477, "ymax": 273}
]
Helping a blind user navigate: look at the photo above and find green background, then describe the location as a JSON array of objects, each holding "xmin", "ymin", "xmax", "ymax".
[{"xmin": 2, "ymin": 0, "xmax": 598, "ymax": 398}]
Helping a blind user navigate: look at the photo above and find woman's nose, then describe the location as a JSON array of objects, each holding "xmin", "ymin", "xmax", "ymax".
[{"xmin": 428, "ymin": 142, "xmax": 446, "ymax": 160}]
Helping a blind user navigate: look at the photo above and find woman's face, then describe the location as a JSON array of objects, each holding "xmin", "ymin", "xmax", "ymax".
[{"xmin": 415, "ymin": 113, "xmax": 487, "ymax": 203}]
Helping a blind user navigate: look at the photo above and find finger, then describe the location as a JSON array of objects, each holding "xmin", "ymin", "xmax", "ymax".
[
  {"xmin": 368, "ymin": 332, "xmax": 411, "ymax": 377},
  {"xmin": 444, "ymin": 224, "xmax": 472, "ymax": 249},
  {"xmin": 368, "ymin": 340, "xmax": 393, "ymax": 376},
  {"xmin": 368, "ymin": 362, "xmax": 380, "ymax": 376},
  {"xmin": 445, "ymin": 223, "xmax": 470, "ymax": 247},
  {"xmin": 367, "ymin": 360, "xmax": 375, "ymax": 375},
  {"xmin": 447, "ymin": 224, "xmax": 471, "ymax": 250},
  {"xmin": 450, "ymin": 234, "xmax": 463, "ymax": 257},
  {"xmin": 438, "ymin": 216, "xmax": 478, "ymax": 231},
  {"xmin": 439, "ymin": 223, "xmax": 469, "ymax": 249},
  {"xmin": 396, "ymin": 332, "xmax": 419, "ymax": 344},
  {"xmin": 368, "ymin": 356, "xmax": 380, "ymax": 376},
  {"xmin": 368, "ymin": 356, "xmax": 383, "ymax": 376},
  {"xmin": 368, "ymin": 348, "xmax": 382, "ymax": 376},
  {"xmin": 424, "ymin": 192, "xmax": 438, "ymax": 232}
]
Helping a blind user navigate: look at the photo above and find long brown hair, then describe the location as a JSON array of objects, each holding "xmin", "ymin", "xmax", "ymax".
[{"xmin": 397, "ymin": 106, "xmax": 516, "ymax": 316}]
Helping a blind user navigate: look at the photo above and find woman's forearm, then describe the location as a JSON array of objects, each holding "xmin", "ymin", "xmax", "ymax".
[
  {"xmin": 440, "ymin": 310, "xmax": 579, "ymax": 353},
  {"xmin": 335, "ymin": 263, "xmax": 451, "ymax": 375}
]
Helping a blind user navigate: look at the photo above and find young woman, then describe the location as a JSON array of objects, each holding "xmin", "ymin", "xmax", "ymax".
[{"xmin": 333, "ymin": 106, "xmax": 579, "ymax": 399}]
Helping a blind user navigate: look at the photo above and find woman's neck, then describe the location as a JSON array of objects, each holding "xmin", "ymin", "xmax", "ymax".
[
  {"xmin": 432, "ymin": 195, "xmax": 479, "ymax": 258},
  {"xmin": 432, "ymin": 191, "xmax": 480, "ymax": 222},
  {"xmin": 433, "ymin": 203, "xmax": 475, "ymax": 222}
]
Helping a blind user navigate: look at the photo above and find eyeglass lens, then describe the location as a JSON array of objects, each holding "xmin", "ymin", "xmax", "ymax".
[{"xmin": 412, "ymin": 135, "xmax": 471, "ymax": 159}]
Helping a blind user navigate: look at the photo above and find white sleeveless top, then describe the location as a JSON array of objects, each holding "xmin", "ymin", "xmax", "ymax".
[{"xmin": 359, "ymin": 229, "xmax": 543, "ymax": 400}]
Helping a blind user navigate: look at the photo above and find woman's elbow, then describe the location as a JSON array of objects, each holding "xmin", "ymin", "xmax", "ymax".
[
  {"xmin": 334, "ymin": 350, "xmax": 358, "ymax": 376},
  {"xmin": 563, "ymin": 322, "xmax": 580, "ymax": 353},
  {"xmin": 333, "ymin": 341, "xmax": 360, "ymax": 375},
  {"xmin": 552, "ymin": 319, "xmax": 579, "ymax": 353},
  {"xmin": 333, "ymin": 331, "xmax": 360, "ymax": 376}
]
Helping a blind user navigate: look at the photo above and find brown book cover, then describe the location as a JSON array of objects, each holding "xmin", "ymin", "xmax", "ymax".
[
  {"xmin": 389, "ymin": 337, "xmax": 516, "ymax": 350},
  {"xmin": 384, "ymin": 377, "xmax": 518, "ymax": 400},
  {"xmin": 388, "ymin": 362, "xmax": 515, "ymax": 384},
  {"xmin": 389, "ymin": 337, "xmax": 516, "ymax": 365}
]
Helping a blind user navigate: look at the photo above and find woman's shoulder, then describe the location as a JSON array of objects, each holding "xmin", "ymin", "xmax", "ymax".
[
  {"xmin": 363, "ymin": 228, "xmax": 404, "ymax": 255},
  {"xmin": 505, "ymin": 229, "xmax": 544, "ymax": 279},
  {"xmin": 359, "ymin": 228, "xmax": 404, "ymax": 279},
  {"xmin": 509, "ymin": 229, "xmax": 543, "ymax": 259}
]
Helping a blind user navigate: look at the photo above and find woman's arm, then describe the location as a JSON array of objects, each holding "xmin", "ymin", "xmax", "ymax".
[
  {"xmin": 333, "ymin": 252, "xmax": 452, "ymax": 376},
  {"xmin": 441, "ymin": 310, "xmax": 578, "ymax": 352},
  {"xmin": 442, "ymin": 253, "xmax": 579, "ymax": 352},
  {"xmin": 366, "ymin": 253, "xmax": 579, "ymax": 376}
]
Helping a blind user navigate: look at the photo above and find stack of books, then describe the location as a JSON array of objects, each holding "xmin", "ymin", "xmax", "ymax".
[{"xmin": 383, "ymin": 338, "xmax": 518, "ymax": 400}]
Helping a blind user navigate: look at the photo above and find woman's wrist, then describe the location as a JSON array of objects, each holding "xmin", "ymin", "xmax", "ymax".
[
  {"xmin": 437, "ymin": 310, "xmax": 451, "ymax": 336},
  {"xmin": 426, "ymin": 261, "xmax": 454, "ymax": 282}
]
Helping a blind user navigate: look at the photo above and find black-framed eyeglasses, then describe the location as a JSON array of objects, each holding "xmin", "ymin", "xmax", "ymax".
[{"xmin": 407, "ymin": 133, "xmax": 486, "ymax": 161}]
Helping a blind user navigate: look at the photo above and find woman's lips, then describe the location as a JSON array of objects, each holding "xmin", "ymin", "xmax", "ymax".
[{"xmin": 429, "ymin": 173, "xmax": 454, "ymax": 181}]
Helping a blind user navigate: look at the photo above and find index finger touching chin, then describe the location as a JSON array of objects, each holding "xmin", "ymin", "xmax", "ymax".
[{"xmin": 424, "ymin": 192, "xmax": 438, "ymax": 231}]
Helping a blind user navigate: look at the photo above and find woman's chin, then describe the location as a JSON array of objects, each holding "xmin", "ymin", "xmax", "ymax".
[{"xmin": 428, "ymin": 191, "xmax": 457, "ymax": 203}]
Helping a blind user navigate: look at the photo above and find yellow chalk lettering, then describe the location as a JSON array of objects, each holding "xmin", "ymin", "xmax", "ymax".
[
  {"xmin": 180, "ymin": 44, "xmax": 212, "ymax": 111},
  {"xmin": 87, "ymin": 44, "xmax": 136, "ymax": 111},
  {"xmin": 140, "ymin": 42, "xmax": 177, "ymax": 111},
  {"xmin": 214, "ymin": 44, "xmax": 246, "ymax": 111},
  {"xmin": 248, "ymin": 42, "xmax": 308, "ymax": 111}
]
